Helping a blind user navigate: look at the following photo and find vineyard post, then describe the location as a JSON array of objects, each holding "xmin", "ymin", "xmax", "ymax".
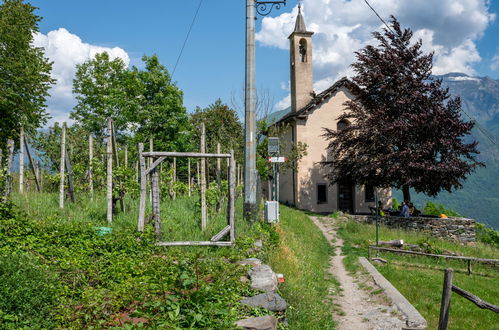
[
  {"xmin": 216, "ymin": 143, "xmax": 221, "ymax": 212},
  {"xmin": 24, "ymin": 137, "xmax": 40, "ymax": 192},
  {"xmin": 5, "ymin": 139, "xmax": 14, "ymax": 197},
  {"xmin": 59, "ymin": 123, "xmax": 66, "ymax": 208},
  {"xmin": 200, "ymin": 123, "xmax": 207, "ymax": 230},
  {"xmin": 187, "ymin": 158, "xmax": 191, "ymax": 197},
  {"xmin": 124, "ymin": 145, "xmax": 128, "ymax": 168},
  {"xmin": 149, "ymin": 137, "xmax": 153, "ymax": 202},
  {"xmin": 19, "ymin": 127, "xmax": 24, "ymax": 193},
  {"xmin": 106, "ymin": 118, "xmax": 113, "ymax": 224},
  {"xmin": 89, "ymin": 134, "xmax": 93, "ymax": 199},
  {"xmin": 36, "ymin": 160, "xmax": 42, "ymax": 191},
  {"xmin": 137, "ymin": 143, "xmax": 146, "ymax": 232},
  {"xmin": 172, "ymin": 157, "xmax": 176, "ymax": 200},
  {"xmin": 196, "ymin": 160, "xmax": 200, "ymax": 189}
]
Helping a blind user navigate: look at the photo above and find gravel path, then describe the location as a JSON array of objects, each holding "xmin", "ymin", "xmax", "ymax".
[{"xmin": 310, "ymin": 216, "xmax": 406, "ymax": 330}]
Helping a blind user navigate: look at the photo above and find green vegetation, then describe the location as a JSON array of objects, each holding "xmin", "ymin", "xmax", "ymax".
[
  {"xmin": 266, "ymin": 206, "xmax": 337, "ymax": 329},
  {"xmin": 0, "ymin": 194, "xmax": 280, "ymax": 328},
  {"xmin": 335, "ymin": 215, "xmax": 499, "ymax": 330}
]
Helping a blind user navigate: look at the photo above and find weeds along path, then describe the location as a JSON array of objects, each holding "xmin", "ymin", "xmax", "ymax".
[{"xmin": 310, "ymin": 216, "xmax": 406, "ymax": 330}]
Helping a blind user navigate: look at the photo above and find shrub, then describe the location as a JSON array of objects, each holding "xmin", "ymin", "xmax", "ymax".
[
  {"xmin": 475, "ymin": 223, "xmax": 499, "ymax": 248},
  {"xmin": 423, "ymin": 201, "xmax": 461, "ymax": 217},
  {"xmin": 0, "ymin": 253, "xmax": 60, "ymax": 328}
]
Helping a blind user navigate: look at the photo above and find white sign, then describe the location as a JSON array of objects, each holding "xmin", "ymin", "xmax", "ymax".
[{"xmin": 268, "ymin": 156, "xmax": 286, "ymax": 163}]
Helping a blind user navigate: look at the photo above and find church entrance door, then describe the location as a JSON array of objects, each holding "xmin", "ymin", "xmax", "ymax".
[{"xmin": 338, "ymin": 180, "xmax": 354, "ymax": 213}]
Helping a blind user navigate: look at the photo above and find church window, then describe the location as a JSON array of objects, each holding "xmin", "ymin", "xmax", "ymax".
[
  {"xmin": 317, "ymin": 184, "xmax": 327, "ymax": 204},
  {"xmin": 299, "ymin": 39, "xmax": 307, "ymax": 63},
  {"xmin": 365, "ymin": 185, "xmax": 375, "ymax": 202}
]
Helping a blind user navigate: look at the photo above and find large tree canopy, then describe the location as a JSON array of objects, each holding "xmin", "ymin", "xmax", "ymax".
[
  {"xmin": 322, "ymin": 17, "xmax": 483, "ymax": 201},
  {"xmin": 0, "ymin": 0, "xmax": 53, "ymax": 146}
]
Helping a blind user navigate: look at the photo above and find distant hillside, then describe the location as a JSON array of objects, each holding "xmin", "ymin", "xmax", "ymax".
[{"xmin": 396, "ymin": 73, "xmax": 499, "ymax": 229}]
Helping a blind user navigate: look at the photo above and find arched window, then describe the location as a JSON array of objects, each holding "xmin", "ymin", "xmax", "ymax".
[
  {"xmin": 299, "ymin": 39, "xmax": 307, "ymax": 63},
  {"xmin": 337, "ymin": 119, "xmax": 350, "ymax": 131}
]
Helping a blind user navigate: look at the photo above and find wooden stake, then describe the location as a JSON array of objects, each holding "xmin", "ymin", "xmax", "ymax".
[
  {"xmin": 188, "ymin": 158, "xmax": 191, "ymax": 197},
  {"xmin": 110, "ymin": 120, "xmax": 124, "ymax": 212},
  {"xmin": 216, "ymin": 143, "xmax": 221, "ymax": 188},
  {"xmin": 5, "ymin": 139, "xmax": 14, "ymax": 197},
  {"xmin": 89, "ymin": 134, "xmax": 93, "ymax": 199},
  {"xmin": 200, "ymin": 123, "xmax": 207, "ymax": 230},
  {"xmin": 196, "ymin": 160, "xmax": 200, "ymax": 189},
  {"xmin": 124, "ymin": 145, "xmax": 128, "ymax": 168},
  {"xmin": 438, "ymin": 268, "xmax": 453, "ymax": 330},
  {"xmin": 59, "ymin": 123, "xmax": 66, "ymax": 208},
  {"xmin": 228, "ymin": 150, "xmax": 236, "ymax": 242},
  {"xmin": 172, "ymin": 157, "xmax": 176, "ymax": 200},
  {"xmin": 151, "ymin": 166, "xmax": 161, "ymax": 239},
  {"xmin": 106, "ymin": 118, "xmax": 113, "ymax": 223},
  {"xmin": 19, "ymin": 127, "xmax": 24, "ymax": 193},
  {"xmin": 65, "ymin": 146, "xmax": 76, "ymax": 203},
  {"xmin": 24, "ymin": 138, "xmax": 40, "ymax": 192},
  {"xmin": 149, "ymin": 137, "xmax": 153, "ymax": 202},
  {"xmin": 137, "ymin": 143, "xmax": 146, "ymax": 232},
  {"xmin": 36, "ymin": 160, "xmax": 42, "ymax": 192}
]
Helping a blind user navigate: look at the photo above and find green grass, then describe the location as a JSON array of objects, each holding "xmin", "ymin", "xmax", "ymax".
[
  {"xmin": 2, "ymin": 192, "xmax": 278, "ymax": 328},
  {"xmin": 266, "ymin": 206, "xmax": 338, "ymax": 329},
  {"xmin": 334, "ymin": 216, "xmax": 499, "ymax": 330}
]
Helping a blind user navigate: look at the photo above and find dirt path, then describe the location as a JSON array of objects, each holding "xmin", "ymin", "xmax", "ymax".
[{"xmin": 310, "ymin": 216, "xmax": 406, "ymax": 330}]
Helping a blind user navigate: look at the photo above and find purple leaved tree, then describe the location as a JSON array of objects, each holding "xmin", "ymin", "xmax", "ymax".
[{"xmin": 322, "ymin": 17, "xmax": 484, "ymax": 202}]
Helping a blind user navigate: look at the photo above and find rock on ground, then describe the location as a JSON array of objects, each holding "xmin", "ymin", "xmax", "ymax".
[
  {"xmin": 235, "ymin": 315, "xmax": 277, "ymax": 330},
  {"xmin": 240, "ymin": 292, "xmax": 287, "ymax": 312},
  {"xmin": 248, "ymin": 264, "xmax": 277, "ymax": 292}
]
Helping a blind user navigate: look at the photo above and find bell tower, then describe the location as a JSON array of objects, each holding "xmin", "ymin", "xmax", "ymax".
[{"xmin": 289, "ymin": 5, "xmax": 314, "ymax": 112}]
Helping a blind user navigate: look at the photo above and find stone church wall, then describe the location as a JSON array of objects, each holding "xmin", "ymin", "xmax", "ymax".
[{"xmin": 351, "ymin": 215, "xmax": 476, "ymax": 243}]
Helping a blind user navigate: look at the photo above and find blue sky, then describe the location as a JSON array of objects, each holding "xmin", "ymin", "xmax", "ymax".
[{"xmin": 28, "ymin": 0, "xmax": 499, "ymax": 124}]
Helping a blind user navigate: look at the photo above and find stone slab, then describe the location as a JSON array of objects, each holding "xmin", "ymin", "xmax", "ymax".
[
  {"xmin": 235, "ymin": 315, "xmax": 277, "ymax": 330},
  {"xmin": 359, "ymin": 257, "xmax": 427, "ymax": 330},
  {"xmin": 248, "ymin": 264, "xmax": 277, "ymax": 292},
  {"xmin": 240, "ymin": 292, "xmax": 287, "ymax": 312}
]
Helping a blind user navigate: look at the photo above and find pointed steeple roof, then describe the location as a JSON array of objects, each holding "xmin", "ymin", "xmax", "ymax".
[{"xmin": 293, "ymin": 4, "xmax": 308, "ymax": 33}]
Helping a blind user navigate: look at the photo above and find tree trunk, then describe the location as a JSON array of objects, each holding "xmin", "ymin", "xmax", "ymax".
[{"xmin": 402, "ymin": 185, "xmax": 411, "ymax": 202}]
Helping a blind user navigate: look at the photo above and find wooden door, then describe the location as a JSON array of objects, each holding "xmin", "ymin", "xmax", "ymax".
[{"xmin": 338, "ymin": 181, "xmax": 354, "ymax": 213}]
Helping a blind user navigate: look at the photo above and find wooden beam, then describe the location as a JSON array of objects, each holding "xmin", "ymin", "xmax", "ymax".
[
  {"xmin": 19, "ymin": 127, "xmax": 24, "ymax": 193},
  {"xmin": 438, "ymin": 268, "xmax": 453, "ymax": 330},
  {"xmin": 24, "ymin": 138, "xmax": 40, "ymax": 192},
  {"xmin": 188, "ymin": 158, "xmax": 191, "ymax": 197},
  {"xmin": 200, "ymin": 123, "xmax": 207, "ymax": 231},
  {"xmin": 4, "ymin": 139, "xmax": 14, "ymax": 197},
  {"xmin": 137, "ymin": 143, "xmax": 146, "ymax": 232},
  {"xmin": 64, "ymin": 147, "xmax": 76, "ymax": 203},
  {"xmin": 151, "ymin": 167, "xmax": 161, "ymax": 239},
  {"xmin": 452, "ymin": 285, "xmax": 499, "ymax": 313},
  {"xmin": 210, "ymin": 225, "xmax": 231, "ymax": 242},
  {"xmin": 144, "ymin": 156, "xmax": 166, "ymax": 177},
  {"xmin": 59, "ymin": 123, "xmax": 66, "ymax": 209},
  {"xmin": 142, "ymin": 151, "xmax": 231, "ymax": 158},
  {"xmin": 156, "ymin": 241, "xmax": 233, "ymax": 247},
  {"xmin": 228, "ymin": 150, "xmax": 236, "ymax": 242},
  {"xmin": 106, "ymin": 118, "xmax": 113, "ymax": 223},
  {"xmin": 88, "ymin": 134, "xmax": 93, "ymax": 199}
]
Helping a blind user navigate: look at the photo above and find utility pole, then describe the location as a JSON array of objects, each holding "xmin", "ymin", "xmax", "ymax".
[{"xmin": 244, "ymin": 0, "xmax": 286, "ymax": 221}]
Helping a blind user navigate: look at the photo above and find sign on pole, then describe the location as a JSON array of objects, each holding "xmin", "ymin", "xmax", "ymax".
[{"xmin": 268, "ymin": 156, "xmax": 286, "ymax": 163}]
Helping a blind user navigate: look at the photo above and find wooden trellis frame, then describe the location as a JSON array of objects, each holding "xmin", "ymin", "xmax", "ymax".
[{"xmin": 137, "ymin": 146, "xmax": 236, "ymax": 247}]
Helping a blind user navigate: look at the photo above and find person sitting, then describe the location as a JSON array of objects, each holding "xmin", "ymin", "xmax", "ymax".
[
  {"xmin": 400, "ymin": 201, "xmax": 410, "ymax": 217},
  {"xmin": 369, "ymin": 201, "xmax": 386, "ymax": 216},
  {"xmin": 409, "ymin": 203, "xmax": 421, "ymax": 216}
]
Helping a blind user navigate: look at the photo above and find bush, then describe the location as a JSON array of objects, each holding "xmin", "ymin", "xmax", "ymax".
[
  {"xmin": 0, "ymin": 253, "xmax": 60, "ymax": 328},
  {"xmin": 423, "ymin": 201, "xmax": 461, "ymax": 217},
  {"xmin": 475, "ymin": 223, "xmax": 499, "ymax": 248}
]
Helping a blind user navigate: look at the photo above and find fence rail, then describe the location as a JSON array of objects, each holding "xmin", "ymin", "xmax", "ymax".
[
  {"xmin": 438, "ymin": 268, "xmax": 498, "ymax": 330},
  {"xmin": 368, "ymin": 245, "xmax": 499, "ymax": 275}
]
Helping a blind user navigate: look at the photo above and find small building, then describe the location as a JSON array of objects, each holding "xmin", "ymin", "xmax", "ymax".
[{"xmin": 273, "ymin": 7, "xmax": 391, "ymax": 214}]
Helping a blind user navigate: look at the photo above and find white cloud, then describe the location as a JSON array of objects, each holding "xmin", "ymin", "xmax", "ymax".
[
  {"xmin": 33, "ymin": 28, "xmax": 130, "ymax": 125},
  {"xmin": 492, "ymin": 54, "xmax": 499, "ymax": 71},
  {"xmin": 257, "ymin": 0, "xmax": 495, "ymax": 97}
]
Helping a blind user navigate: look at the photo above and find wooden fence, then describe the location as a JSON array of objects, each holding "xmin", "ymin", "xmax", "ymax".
[
  {"xmin": 368, "ymin": 246, "xmax": 499, "ymax": 275},
  {"xmin": 438, "ymin": 268, "xmax": 498, "ymax": 330}
]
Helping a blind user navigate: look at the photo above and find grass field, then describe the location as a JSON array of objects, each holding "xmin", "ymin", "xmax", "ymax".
[{"xmin": 335, "ymin": 216, "xmax": 499, "ymax": 330}]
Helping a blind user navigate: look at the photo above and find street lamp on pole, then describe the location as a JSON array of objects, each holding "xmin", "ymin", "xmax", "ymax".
[{"xmin": 244, "ymin": 0, "xmax": 286, "ymax": 221}]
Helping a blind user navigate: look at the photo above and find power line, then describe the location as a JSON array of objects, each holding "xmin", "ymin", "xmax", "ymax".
[
  {"xmin": 171, "ymin": 0, "xmax": 204, "ymax": 79},
  {"xmin": 363, "ymin": 0, "xmax": 393, "ymax": 34}
]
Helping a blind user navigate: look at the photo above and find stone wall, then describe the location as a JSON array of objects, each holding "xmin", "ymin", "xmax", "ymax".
[{"xmin": 351, "ymin": 215, "xmax": 476, "ymax": 243}]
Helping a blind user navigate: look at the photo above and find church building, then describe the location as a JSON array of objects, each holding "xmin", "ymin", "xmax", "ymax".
[{"xmin": 274, "ymin": 6, "xmax": 391, "ymax": 214}]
